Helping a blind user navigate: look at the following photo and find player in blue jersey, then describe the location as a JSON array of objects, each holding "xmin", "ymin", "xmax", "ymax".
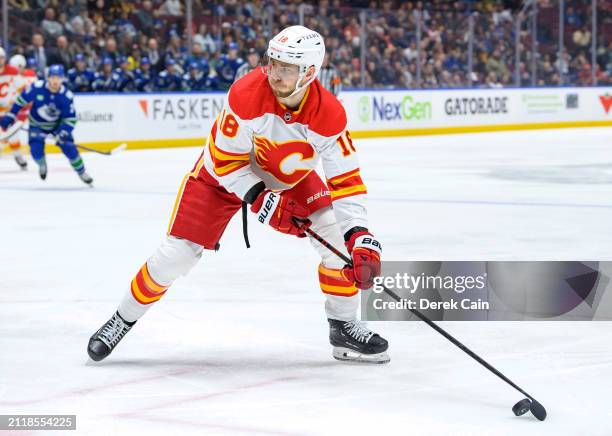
[
  {"xmin": 114, "ymin": 56, "xmax": 135, "ymax": 92},
  {"xmin": 154, "ymin": 58, "xmax": 182, "ymax": 91},
  {"xmin": 92, "ymin": 57, "xmax": 119, "ymax": 92},
  {"xmin": 181, "ymin": 61, "xmax": 211, "ymax": 91},
  {"xmin": 67, "ymin": 54, "xmax": 96, "ymax": 92},
  {"xmin": 133, "ymin": 57, "xmax": 155, "ymax": 92},
  {"xmin": 214, "ymin": 42, "xmax": 244, "ymax": 90},
  {"xmin": 0, "ymin": 65, "xmax": 93, "ymax": 185}
]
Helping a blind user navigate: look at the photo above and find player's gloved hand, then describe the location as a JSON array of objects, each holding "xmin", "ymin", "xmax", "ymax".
[
  {"xmin": 56, "ymin": 128, "xmax": 71, "ymax": 143},
  {"xmin": 250, "ymin": 189, "xmax": 311, "ymax": 237},
  {"xmin": 0, "ymin": 113, "xmax": 15, "ymax": 131},
  {"xmin": 342, "ymin": 228, "xmax": 382, "ymax": 289}
]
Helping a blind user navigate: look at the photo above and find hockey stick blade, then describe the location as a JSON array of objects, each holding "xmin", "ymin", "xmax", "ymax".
[
  {"xmin": 76, "ymin": 143, "xmax": 127, "ymax": 156},
  {"xmin": 293, "ymin": 217, "xmax": 547, "ymax": 421},
  {"xmin": 110, "ymin": 143, "xmax": 127, "ymax": 155},
  {"xmin": 529, "ymin": 399, "xmax": 547, "ymax": 421}
]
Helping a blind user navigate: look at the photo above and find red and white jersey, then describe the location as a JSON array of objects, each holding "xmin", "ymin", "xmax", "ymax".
[
  {"xmin": 13, "ymin": 69, "xmax": 37, "ymax": 121},
  {"xmin": 202, "ymin": 68, "xmax": 368, "ymax": 234},
  {"xmin": 0, "ymin": 64, "xmax": 19, "ymax": 113}
]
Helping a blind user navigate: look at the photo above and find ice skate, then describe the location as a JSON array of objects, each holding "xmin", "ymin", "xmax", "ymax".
[
  {"xmin": 78, "ymin": 171, "xmax": 93, "ymax": 186},
  {"xmin": 38, "ymin": 161, "xmax": 47, "ymax": 180},
  {"xmin": 329, "ymin": 319, "xmax": 390, "ymax": 364},
  {"xmin": 87, "ymin": 311, "xmax": 135, "ymax": 361},
  {"xmin": 14, "ymin": 154, "xmax": 27, "ymax": 170}
]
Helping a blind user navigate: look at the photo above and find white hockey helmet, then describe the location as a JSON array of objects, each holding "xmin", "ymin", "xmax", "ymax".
[
  {"xmin": 9, "ymin": 54, "xmax": 26, "ymax": 69},
  {"xmin": 0, "ymin": 47, "xmax": 6, "ymax": 58},
  {"xmin": 267, "ymin": 25, "xmax": 325, "ymax": 96}
]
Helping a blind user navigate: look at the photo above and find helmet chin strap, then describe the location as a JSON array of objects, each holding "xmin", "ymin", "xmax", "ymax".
[{"xmin": 287, "ymin": 71, "xmax": 316, "ymax": 98}]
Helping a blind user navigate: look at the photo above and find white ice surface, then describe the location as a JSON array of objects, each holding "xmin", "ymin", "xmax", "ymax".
[{"xmin": 1, "ymin": 128, "xmax": 611, "ymax": 435}]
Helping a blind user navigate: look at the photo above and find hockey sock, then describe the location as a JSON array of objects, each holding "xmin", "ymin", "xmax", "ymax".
[
  {"xmin": 70, "ymin": 156, "xmax": 85, "ymax": 174},
  {"xmin": 9, "ymin": 142, "xmax": 22, "ymax": 154},
  {"xmin": 318, "ymin": 264, "xmax": 358, "ymax": 297},
  {"xmin": 319, "ymin": 264, "xmax": 360, "ymax": 321},
  {"xmin": 118, "ymin": 263, "xmax": 169, "ymax": 323}
]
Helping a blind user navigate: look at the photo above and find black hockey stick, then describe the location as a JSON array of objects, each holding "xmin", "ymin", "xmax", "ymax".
[
  {"xmin": 76, "ymin": 143, "xmax": 127, "ymax": 156},
  {"xmin": 293, "ymin": 217, "xmax": 547, "ymax": 421}
]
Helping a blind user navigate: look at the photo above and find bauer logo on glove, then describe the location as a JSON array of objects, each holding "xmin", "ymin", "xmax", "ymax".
[
  {"xmin": 342, "ymin": 229, "xmax": 382, "ymax": 290},
  {"xmin": 257, "ymin": 192, "xmax": 278, "ymax": 224}
]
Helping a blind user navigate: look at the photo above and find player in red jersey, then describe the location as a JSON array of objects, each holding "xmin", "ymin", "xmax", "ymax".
[
  {"xmin": 88, "ymin": 26, "xmax": 388, "ymax": 364},
  {"xmin": 6, "ymin": 54, "xmax": 37, "ymax": 169},
  {"xmin": 0, "ymin": 48, "xmax": 22, "ymax": 169}
]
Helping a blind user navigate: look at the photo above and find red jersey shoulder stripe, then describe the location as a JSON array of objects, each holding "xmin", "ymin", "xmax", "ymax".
[{"xmin": 228, "ymin": 70, "xmax": 346, "ymax": 138}]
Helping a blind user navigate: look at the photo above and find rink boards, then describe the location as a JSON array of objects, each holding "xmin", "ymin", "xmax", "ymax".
[{"xmin": 41, "ymin": 86, "xmax": 612, "ymax": 153}]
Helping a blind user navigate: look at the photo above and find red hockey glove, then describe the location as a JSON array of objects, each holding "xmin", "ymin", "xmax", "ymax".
[
  {"xmin": 342, "ymin": 229, "xmax": 382, "ymax": 289},
  {"xmin": 250, "ymin": 190, "xmax": 311, "ymax": 237}
]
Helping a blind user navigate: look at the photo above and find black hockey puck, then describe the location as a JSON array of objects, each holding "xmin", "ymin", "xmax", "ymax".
[{"xmin": 512, "ymin": 398, "xmax": 532, "ymax": 416}]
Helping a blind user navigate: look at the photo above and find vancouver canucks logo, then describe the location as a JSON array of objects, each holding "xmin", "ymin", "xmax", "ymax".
[{"xmin": 36, "ymin": 103, "xmax": 61, "ymax": 122}]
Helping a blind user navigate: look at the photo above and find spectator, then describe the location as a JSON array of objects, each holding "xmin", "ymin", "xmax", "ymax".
[
  {"xmin": 193, "ymin": 24, "xmax": 216, "ymax": 54},
  {"xmin": 26, "ymin": 33, "xmax": 48, "ymax": 72},
  {"xmin": 164, "ymin": 32, "xmax": 187, "ymax": 73},
  {"xmin": 145, "ymin": 38, "xmax": 163, "ymax": 73},
  {"xmin": 134, "ymin": 0, "xmax": 156, "ymax": 37},
  {"xmin": 572, "ymin": 26, "xmax": 591, "ymax": 49},
  {"xmin": 9, "ymin": 0, "xmax": 32, "ymax": 19},
  {"xmin": 101, "ymin": 37, "xmax": 120, "ymax": 65},
  {"xmin": 61, "ymin": 0, "xmax": 81, "ymax": 19},
  {"xmin": 48, "ymin": 36, "xmax": 74, "ymax": 70},
  {"xmin": 41, "ymin": 8, "xmax": 64, "ymax": 40},
  {"xmin": 565, "ymin": 6, "xmax": 582, "ymax": 27},
  {"xmin": 69, "ymin": 9, "xmax": 96, "ymax": 38},
  {"xmin": 159, "ymin": 0, "xmax": 182, "ymax": 17}
]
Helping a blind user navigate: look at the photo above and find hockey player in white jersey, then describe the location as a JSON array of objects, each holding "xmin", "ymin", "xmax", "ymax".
[
  {"xmin": 6, "ymin": 54, "xmax": 37, "ymax": 169},
  {"xmin": 88, "ymin": 25, "xmax": 388, "ymax": 364}
]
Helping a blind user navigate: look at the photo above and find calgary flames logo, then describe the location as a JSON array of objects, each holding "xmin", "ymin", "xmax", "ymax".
[{"xmin": 254, "ymin": 136, "xmax": 315, "ymax": 185}]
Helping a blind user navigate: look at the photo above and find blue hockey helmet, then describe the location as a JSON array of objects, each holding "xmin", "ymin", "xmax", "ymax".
[
  {"xmin": 141, "ymin": 56, "xmax": 150, "ymax": 66},
  {"xmin": 27, "ymin": 57, "xmax": 37, "ymax": 68},
  {"xmin": 75, "ymin": 53, "xmax": 85, "ymax": 62},
  {"xmin": 189, "ymin": 61, "xmax": 200, "ymax": 71},
  {"xmin": 119, "ymin": 55, "xmax": 128, "ymax": 65},
  {"xmin": 166, "ymin": 57, "xmax": 176, "ymax": 66},
  {"xmin": 102, "ymin": 56, "xmax": 113, "ymax": 66},
  {"xmin": 228, "ymin": 42, "xmax": 239, "ymax": 51},
  {"xmin": 48, "ymin": 64, "xmax": 65, "ymax": 77}
]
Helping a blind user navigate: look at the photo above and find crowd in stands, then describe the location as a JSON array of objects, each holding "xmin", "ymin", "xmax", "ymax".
[{"xmin": 4, "ymin": 0, "xmax": 611, "ymax": 93}]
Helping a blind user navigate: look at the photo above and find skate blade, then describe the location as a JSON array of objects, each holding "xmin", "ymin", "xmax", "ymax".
[{"xmin": 333, "ymin": 347, "xmax": 390, "ymax": 364}]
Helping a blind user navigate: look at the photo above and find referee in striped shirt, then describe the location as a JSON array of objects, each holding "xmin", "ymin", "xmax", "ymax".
[{"xmin": 317, "ymin": 53, "xmax": 342, "ymax": 96}]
